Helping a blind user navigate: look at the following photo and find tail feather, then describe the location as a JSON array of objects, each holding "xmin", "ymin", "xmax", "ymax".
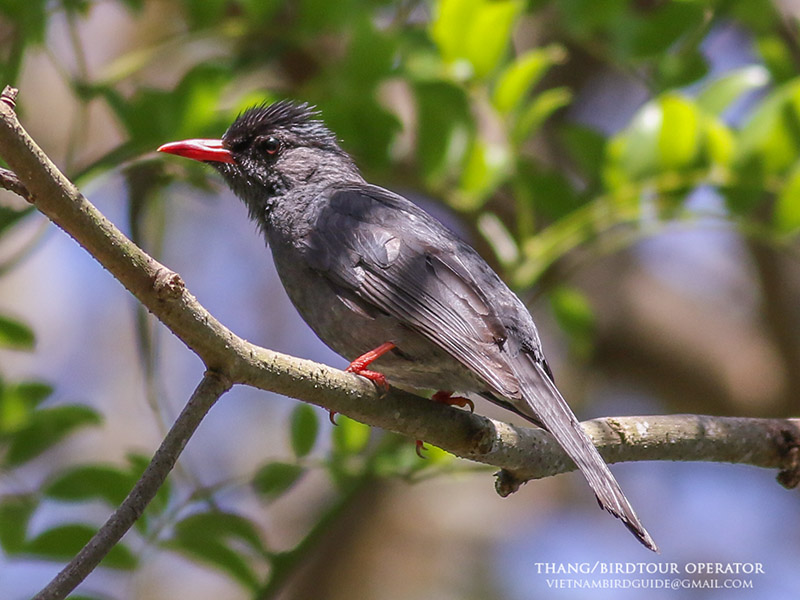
[{"xmin": 509, "ymin": 357, "xmax": 658, "ymax": 552}]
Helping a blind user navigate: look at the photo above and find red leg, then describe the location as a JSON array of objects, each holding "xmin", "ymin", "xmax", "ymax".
[
  {"xmin": 346, "ymin": 342, "xmax": 396, "ymax": 392},
  {"xmin": 432, "ymin": 390, "xmax": 474, "ymax": 413}
]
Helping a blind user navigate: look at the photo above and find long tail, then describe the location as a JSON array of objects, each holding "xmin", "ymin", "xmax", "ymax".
[{"xmin": 508, "ymin": 357, "xmax": 658, "ymax": 552}]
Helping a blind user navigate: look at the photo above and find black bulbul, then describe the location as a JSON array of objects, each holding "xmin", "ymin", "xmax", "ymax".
[{"xmin": 158, "ymin": 101, "xmax": 657, "ymax": 551}]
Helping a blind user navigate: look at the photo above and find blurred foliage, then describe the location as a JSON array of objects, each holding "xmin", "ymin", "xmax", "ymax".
[{"xmin": 2, "ymin": 0, "xmax": 800, "ymax": 595}]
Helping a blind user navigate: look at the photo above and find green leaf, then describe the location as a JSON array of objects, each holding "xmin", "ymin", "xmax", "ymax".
[
  {"xmin": 103, "ymin": 63, "xmax": 232, "ymax": 152},
  {"xmin": 252, "ymin": 462, "xmax": 304, "ymax": 500},
  {"xmin": 332, "ymin": 415, "xmax": 371, "ymax": 455},
  {"xmin": 696, "ymin": 66, "xmax": 770, "ymax": 116},
  {"xmin": 0, "ymin": 314, "xmax": 35, "ymax": 350},
  {"xmin": 44, "ymin": 465, "xmax": 134, "ymax": 507},
  {"xmin": 0, "ymin": 380, "xmax": 53, "ymax": 434},
  {"xmin": 656, "ymin": 49, "xmax": 709, "ymax": 90},
  {"xmin": 164, "ymin": 537, "xmax": 259, "ymax": 591},
  {"xmin": 173, "ymin": 511, "xmax": 265, "ymax": 554},
  {"xmin": 774, "ymin": 161, "xmax": 800, "ymax": 234},
  {"xmin": 240, "ymin": 0, "xmax": 283, "ymax": 23},
  {"xmin": 559, "ymin": 124, "xmax": 607, "ymax": 185},
  {"xmin": 465, "ymin": 0, "xmax": 524, "ymax": 79},
  {"xmin": 703, "ymin": 117, "xmax": 735, "ymax": 167},
  {"xmin": 318, "ymin": 96, "xmax": 400, "ymax": 172},
  {"xmin": 513, "ymin": 161, "xmax": 582, "ymax": 222},
  {"xmin": 290, "ymin": 404, "xmax": 318, "ymax": 458},
  {"xmin": 0, "ymin": 494, "xmax": 36, "ymax": 554},
  {"xmin": 181, "ymin": 0, "xmax": 228, "ymax": 28},
  {"xmin": 492, "ymin": 46, "xmax": 566, "ymax": 115},
  {"xmin": 62, "ymin": 0, "xmax": 91, "ymax": 15},
  {"xmin": 512, "ymin": 87, "xmax": 573, "ymax": 146},
  {"xmin": 735, "ymin": 77, "xmax": 800, "ymax": 176},
  {"xmin": 414, "ymin": 81, "xmax": 472, "ymax": 181},
  {"xmin": 604, "ymin": 94, "xmax": 711, "ymax": 188},
  {"xmin": 167, "ymin": 511, "xmax": 265, "ymax": 590},
  {"xmin": 757, "ymin": 33, "xmax": 795, "ymax": 85},
  {"xmin": 657, "ymin": 94, "xmax": 701, "ymax": 171},
  {"xmin": 0, "ymin": 204, "xmax": 34, "ymax": 238},
  {"xmin": 621, "ymin": 1, "xmax": 706, "ymax": 59},
  {"xmin": 0, "ymin": 0, "xmax": 48, "ymax": 44},
  {"xmin": 454, "ymin": 138, "xmax": 511, "ymax": 210},
  {"xmin": 11, "ymin": 381, "xmax": 53, "ymax": 406},
  {"xmin": 25, "ymin": 524, "xmax": 137, "ymax": 569},
  {"xmin": 5, "ymin": 405, "xmax": 101, "ymax": 466},
  {"xmin": 549, "ymin": 286, "xmax": 595, "ymax": 357},
  {"xmin": 431, "ymin": 0, "xmax": 523, "ymax": 79},
  {"xmin": 431, "ymin": 0, "xmax": 483, "ymax": 66}
]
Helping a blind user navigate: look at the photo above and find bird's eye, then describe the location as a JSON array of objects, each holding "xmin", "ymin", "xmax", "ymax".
[{"xmin": 262, "ymin": 136, "xmax": 281, "ymax": 155}]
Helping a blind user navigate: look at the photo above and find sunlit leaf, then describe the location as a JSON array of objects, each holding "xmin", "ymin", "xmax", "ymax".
[
  {"xmin": 604, "ymin": 94, "xmax": 720, "ymax": 188},
  {"xmin": 0, "ymin": 380, "xmax": 52, "ymax": 434},
  {"xmin": 465, "ymin": 0, "xmax": 523, "ymax": 78},
  {"xmin": 431, "ymin": 0, "xmax": 483, "ymax": 66},
  {"xmin": 492, "ymin": 46, "xmax": 566, "ymax": 115},
  {"xmin": 432, "ymin": 0, "xmax": 523, "ymax": 79},
  {"xmin": 332, "ymin": 415, "xmax": 371, "ymax": 455},
  {"xmin": 455, "ymin": 138, "xmax": 511, "ymax": 210},
  {"xmin": 513, "ymin": 87, "xmax": 572, "ymax": 146},
  {"xmin": 657, "ymin": 94, "xmax": 701, "ymax": 171},
  {"xmin": 703, "ymin": 117, "xmax": 735, "ymax": 167},
  {"xmin": 775, "ymin": 161, "xmax": 800, "ymax": 234}
]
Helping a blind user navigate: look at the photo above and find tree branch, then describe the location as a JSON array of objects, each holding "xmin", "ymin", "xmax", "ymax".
[
  {"xmin": 32, "ymin": 370, "xmax": 232, "ymax": 600},
  {"xmin": 0, "ymin": 83, "xmax": 798, "ymax": 481},
  {"xmin": 1, "ymin": 83, "xmax": 799, "ymax": 595}
]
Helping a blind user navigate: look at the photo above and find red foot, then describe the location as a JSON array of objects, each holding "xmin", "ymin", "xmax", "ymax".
[
  {"xmin": 432, "ymin": 390, "xmax": 474, "ymax": 412},
  {"xmin": 415, "ymin": 439, "xmax": 427, "ymax": 458},
  {"xmin": 328, "ymin": 410, "xmax": 338, "ymax": 425},
  {"xmin": 346, "ymin": 342, "xmax": 396, "ymax": 393}
]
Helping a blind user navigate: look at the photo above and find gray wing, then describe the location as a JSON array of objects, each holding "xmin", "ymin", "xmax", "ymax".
[{"xmin": 304, "ymin": 184, "xmax": 529, "ymax": 399}]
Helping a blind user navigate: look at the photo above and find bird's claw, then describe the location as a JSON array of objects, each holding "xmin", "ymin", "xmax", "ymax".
[
  {"xmin": 415, "ymin": 439, "xmax": 427, "ymax": 459},
  {"xmin": 432, "ymin": 390, "xmax": 474, "ymax": 413},
  {"xmin": 346, "ymin": 366, "xmax": 390, "ymax": 395}
]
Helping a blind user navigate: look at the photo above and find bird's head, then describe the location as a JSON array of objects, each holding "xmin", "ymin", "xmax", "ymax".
[{"xmin": 158, "ymin": 101, "xmax": 360, "ymax": 220}]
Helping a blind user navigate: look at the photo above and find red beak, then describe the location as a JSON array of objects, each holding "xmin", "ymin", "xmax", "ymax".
[{"xmin": 157, "ymin": 138, "xmax": 235, "ymax": 164}]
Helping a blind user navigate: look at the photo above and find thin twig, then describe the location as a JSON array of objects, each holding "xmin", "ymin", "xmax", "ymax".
[
  {"xmin": 32, "ymin": 370, "xmax": 232, "ymax": 600},
  {"xmin": 0, "ymin": 165, "xmax": 32, "ymax": 201}
]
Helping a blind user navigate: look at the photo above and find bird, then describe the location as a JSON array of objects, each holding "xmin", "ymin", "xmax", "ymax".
[{"xmin": 158, "ymin": 100, "xmax": 657, "ymax": 552}]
